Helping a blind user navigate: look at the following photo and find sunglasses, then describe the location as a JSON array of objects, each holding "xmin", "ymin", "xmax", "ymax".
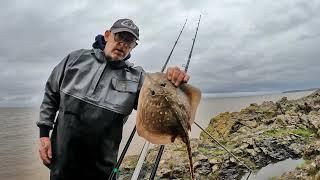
[{"xmin": 113, "ymin": 32, "xmax": 138, "ymax": 48}]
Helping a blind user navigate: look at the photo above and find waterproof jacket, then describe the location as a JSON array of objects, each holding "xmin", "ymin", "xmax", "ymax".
[{"xmin": 37, "ymin": 37, "xmax": 144, "ymax": 179}]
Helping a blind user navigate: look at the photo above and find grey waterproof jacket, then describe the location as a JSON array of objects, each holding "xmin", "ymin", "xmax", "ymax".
[{"xmin": 37, "ymin": 48, "xmax": 144, "ymax": 180}]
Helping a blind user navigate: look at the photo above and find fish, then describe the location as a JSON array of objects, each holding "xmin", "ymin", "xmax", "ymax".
[{"xmin": 136, "ymin": 72, "xmax": 202, "ymax": 180}]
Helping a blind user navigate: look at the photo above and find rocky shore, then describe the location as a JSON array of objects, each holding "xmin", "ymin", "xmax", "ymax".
[{"xmin": 119, "ymin": 90, "xmax": 320, "ymax": 179}]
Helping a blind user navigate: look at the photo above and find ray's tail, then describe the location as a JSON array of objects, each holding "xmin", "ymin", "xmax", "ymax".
[{"xmin": 183, "ymin": 135, "xmax": 195, "ymax": 180}]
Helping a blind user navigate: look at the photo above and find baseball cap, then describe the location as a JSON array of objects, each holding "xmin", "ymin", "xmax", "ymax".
[{"xmin": 110, "ymin": 18, "xmax": 139, "ymax": 40}]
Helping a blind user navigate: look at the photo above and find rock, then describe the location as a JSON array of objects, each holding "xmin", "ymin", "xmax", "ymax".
[
  {"xmin": 308, "ymin": 110, "xmax": 319, "ymax": 115},
  {"xmin": 259, "ymin": 146, "xmax": 268, "ymax": 154},
  {"xmin": 159, "ymin": 159, "xmax": 165, "ymax": 165},
  {"xmin": 201, "ymin": 112, "xmax": 235, "ymax": 139},
  {"xmin": 299, "ymin": 114, "xmax": 311, "ymax": 127},
  {"xmin": 239, "ymin": 143, "xmax": 249, "ymax": 150},
  {"xmin": 250, "ymin": 103, "xmax": 258, "ymax": 107},
  {"xmin": 194, "ymin": 161, "xmax": 212, "ymax": 175},
  {"xmin": 196, "ymin": 154, "xmax": 208, "ymax": 162},
  {"xmin": 254, "ymin": 147, "xmax": 261, "ymax": 153},
  {"xmin": 211, "ymin": 165, "xmax": 219, "ymax": 173},
  {"xmin": 232, "ymin": 147, "xmax": 243, "ymax": 155},
  {"xmin": 121, "ymin": 155, "xmax": 139, "ymax": 170},
  {"xmin": 172, "ymin": 167, "xmax": 185, "ymax": 178},
  {"xmin": 230, "ymin": 121, "xmax": 244, "ymax": 134},
  {"xmin": 288, "ymin": 143, "xmax": 304, "ymax": 155},
  {"xmin": 159, "ymin": 167, "xmax": 172, "ymax": 178},
  {"xmin": 309, "ymin": 115, "xmax": 320, "ymax": 130},
  {"xmin": 283, "ymin": 135, "xmax": 292, "ymax": 141},
  {"xmin": 277, "ymin": 114, "xmax": 300, "ymax": 125},
  {"xmin": 315, "ymin": 156, "xmax": 320, "ymax": 169},
  {"xmin": 276, "ymin": 97, "xmax": 289, "ymax": 114},
  {"xmin": 242, "ymin": 138, "xmax": 255, "ymax": 147},
  {"xmin": 246, "ymin": 148, "xmax": 258, "ymax": 156},
  {"xmin": 303, "ymin": 141, "xmax": 320, "ymax": 158},
  {"xmin": 256, "ymin": 138, "xmax": 297, "ymax": 161},
  {"xmin": 296, "ymin": 102, "xmax": 313, "ymax": 114},
  {"xmin": 308, "ymin": 89, "xmax": 320, "ymax": 97},
  {"xmin": 243, "ymin": 120, "xmax": 258, "ymax": 128},
  {"xmin": 261, "ymin": 117, "xmax": 275, "ymax": 125},
  {"xmin": 237, "ymin": 126, "xmax": 252, "ymax": 134},
  {"xmin": 316, "ymin": 171, "xmax": 320, "ymax": 180},
  {"xmin": 289, "ymin": 134, "xmax": 297, "ymax": 140},
  {"xmin": 193, "ymin": 161, "xmax": 201, "ymax": 169},
  {"xmin": 256, "ymin": 124, "xmax": 269, "ymax": 131},
  {"xmin": 277, "ymin": 97, "xmax": 288, "ymax": 105},
  {"xmin": 209, "ymin": 158, "xmax": 219, "ymax": 165},
  {"xmin": 219, "ymin": 167, "xmax": 241, "ymax": 180},
  {"xmin": 229, "ymin": 157, "xmax": 236, "ymax": 163},
  {"xmin": 158, "ymin": 166, "xmax": 186, "ymax": 179}
]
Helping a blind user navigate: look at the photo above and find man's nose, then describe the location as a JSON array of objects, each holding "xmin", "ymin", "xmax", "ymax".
[{"xmin": 117, "ymin": 41, "xmax": 130, "ymax": 49}]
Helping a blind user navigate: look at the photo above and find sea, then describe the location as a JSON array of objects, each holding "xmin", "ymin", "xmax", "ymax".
[{"xmin": 0, "ymin": 90, "xmax": 314, "ymax": 180}]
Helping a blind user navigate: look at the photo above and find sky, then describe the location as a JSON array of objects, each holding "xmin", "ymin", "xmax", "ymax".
[{"xmin": 0, "ymin": 0, "xmax": 319, "ymax": 107}]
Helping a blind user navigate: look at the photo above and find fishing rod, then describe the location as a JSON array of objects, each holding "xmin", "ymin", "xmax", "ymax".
[
  {"xmin": 107, "ymin": 18, "xmax": 188, "ymax": 180},
  {"xmin": 150, "ymin": 14, "xmax": 253, "ymax": 179},
  {"xmin": 161, "ymin": 18, "xmax": 188, "ymax": 72},
  {"xmin": 149, "ymin": 145, "xmax": 165, "ymax": 179},
  {"xmin": 149, "ymin": 15, "xmax": 202, "ymax": 180},
  {"xmin": 194, "ymin": 122, "xmax": 253, "ymax": 180},
  {"xmin": 131, "ymin": 141, "xmax": 151, "ymax": 179},
  {"xmin": 184, "ymin": 15, "xmax": 200, "ymax": 72},
  {"xmin": 108, "ymin": 127, "xmax": 136, "ymax": 180}
]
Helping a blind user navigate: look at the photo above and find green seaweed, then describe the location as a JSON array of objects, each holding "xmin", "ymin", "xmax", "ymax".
[{"xmin": 263, "ymin": 127, "xmax": 313, "ymax": 138}]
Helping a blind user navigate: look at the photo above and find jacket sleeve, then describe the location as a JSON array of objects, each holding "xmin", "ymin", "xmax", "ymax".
[{"xmin": 36, "ymin": 54, "xmax": 70, "ymax": 137}]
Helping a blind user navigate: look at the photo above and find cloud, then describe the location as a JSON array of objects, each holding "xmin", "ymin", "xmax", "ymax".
[{"xmin": 0, "ymin": 0, "xmax": 319, "ymax": 106}]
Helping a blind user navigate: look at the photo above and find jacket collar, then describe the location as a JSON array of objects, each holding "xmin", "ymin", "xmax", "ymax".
[{"xmin": 93, "ymin": 48, "xmax": 131, "ymax": 69}]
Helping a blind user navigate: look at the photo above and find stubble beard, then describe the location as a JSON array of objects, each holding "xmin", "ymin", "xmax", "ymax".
[{"xmin": 104, "ymin": 50, "xmax": 122, "ymax": 61}]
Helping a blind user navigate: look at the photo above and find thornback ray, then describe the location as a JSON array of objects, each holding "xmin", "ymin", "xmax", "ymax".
[{"xmin": 136, "ymin": 72, "xmax": 201, "ymax": 179}]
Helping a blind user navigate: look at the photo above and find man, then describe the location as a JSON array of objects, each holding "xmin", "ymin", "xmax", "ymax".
[{"xmin": 37, "ymin": 18, "xmax": 190, "ymax": 180}]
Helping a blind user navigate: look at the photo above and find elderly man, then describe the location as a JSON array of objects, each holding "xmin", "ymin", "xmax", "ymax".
[{"xmin": 37, "ymin": 18, "xmax": 190, "ymax": 180}]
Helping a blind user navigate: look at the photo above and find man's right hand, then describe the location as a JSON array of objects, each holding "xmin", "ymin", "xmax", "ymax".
[{"xmin": 39, "ymin": 137, "xmax": 52, "ymax": 165}]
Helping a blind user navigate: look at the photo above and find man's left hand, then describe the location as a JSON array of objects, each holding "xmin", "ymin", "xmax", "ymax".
[{"xmin": 166, "ymin": 66, "xmax": 190, "ymax": 87}]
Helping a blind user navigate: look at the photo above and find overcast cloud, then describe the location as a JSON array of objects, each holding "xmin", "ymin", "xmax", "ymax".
[{"xmin": 0, "ymin": 0, "xmax": 319, "ymax": 107}]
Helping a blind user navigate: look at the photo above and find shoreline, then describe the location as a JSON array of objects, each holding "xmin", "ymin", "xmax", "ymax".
[
  {"xmin": 118, "ymin": 90, "xmax": 315, "ymax": 156},
  {"xmin": 119, "ymin": 90, "xmax": 320, "ymax": 179}
]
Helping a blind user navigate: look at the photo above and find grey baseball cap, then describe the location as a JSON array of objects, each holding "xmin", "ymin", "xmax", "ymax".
[{"xmin": 110, "ymin": 18, "xmax": 139, "ymax": 40}]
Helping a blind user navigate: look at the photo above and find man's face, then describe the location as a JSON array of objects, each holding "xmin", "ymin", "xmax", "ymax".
[{"xmin": 104, "ymin": 31, "xmax": 137, "ymax": 61}]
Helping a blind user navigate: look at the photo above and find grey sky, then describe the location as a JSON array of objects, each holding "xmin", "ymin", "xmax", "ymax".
[{"xmin": 0, "ymin": 0, "xmax": 319, "ymax": 106}]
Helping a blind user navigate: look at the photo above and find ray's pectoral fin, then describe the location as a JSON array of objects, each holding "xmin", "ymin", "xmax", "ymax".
[{"xmin": 180, "ymin": 84, "xmax": 202, "ymax": 126}]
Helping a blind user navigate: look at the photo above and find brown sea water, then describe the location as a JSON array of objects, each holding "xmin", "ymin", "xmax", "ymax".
[
  {"xmin": 0, "ymin": 107, "xmax": 47, "ymax": 180},
  {"xmin": 0, "ymin": 91, "xmax": 313, "ymax": 179}
]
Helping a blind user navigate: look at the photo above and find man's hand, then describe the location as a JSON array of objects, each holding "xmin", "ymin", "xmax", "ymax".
[
  {"xmin": 166, "ymin": 66, "xmax": 190, "ymax": 86},
  {"xmin": 39, "ymin": 137, "xmax": 52, "ymax": 165}
]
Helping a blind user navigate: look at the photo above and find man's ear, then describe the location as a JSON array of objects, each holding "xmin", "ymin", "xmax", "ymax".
[{"xmin": 104, "ymin": 30, "xmax": 111, "ymax": 42}]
